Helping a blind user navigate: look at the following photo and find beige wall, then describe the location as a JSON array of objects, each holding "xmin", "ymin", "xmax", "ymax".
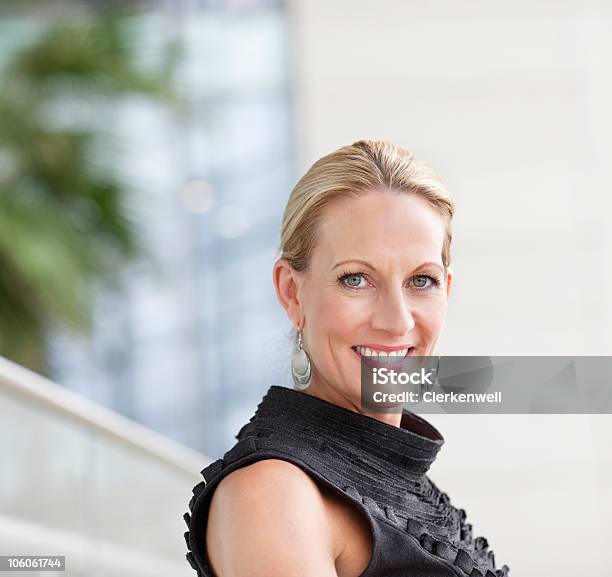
[
  {"xmin": 287, "ymin": 1, "xmax": 612, "ymax": 574},
  {"xmin": 288, "ymin": 0, "xmax": 612, "ymax": 356}
]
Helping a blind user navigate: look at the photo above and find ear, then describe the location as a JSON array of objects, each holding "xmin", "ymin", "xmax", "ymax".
[
  {"xmin": 445, "ymin": 266, "xmax": 453, "ymax": 300},
  {"xmin": 272, "ymin": 258, "xmax": 304, "ymax": 329}
]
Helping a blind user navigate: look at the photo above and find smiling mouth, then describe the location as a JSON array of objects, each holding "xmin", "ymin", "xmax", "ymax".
[{"xmin": 351, "ymin": 345, "xmax": 416, "ymax": 363}]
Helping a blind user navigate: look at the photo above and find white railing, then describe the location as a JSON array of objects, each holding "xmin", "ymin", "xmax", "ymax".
[{"xmin": 0, "ymin": 356, "xmax": 210, "ymax": 577}]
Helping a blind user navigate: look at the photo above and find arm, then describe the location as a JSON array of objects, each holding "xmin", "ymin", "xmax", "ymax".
[{"xmin": 206, "ymin": 459, "xmax": 340, "ymax": 577}]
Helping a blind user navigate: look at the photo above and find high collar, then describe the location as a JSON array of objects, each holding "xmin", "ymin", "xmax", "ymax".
[{"xmin": 247, "ymin": 385, "xmax": 445, "ymax": 478}]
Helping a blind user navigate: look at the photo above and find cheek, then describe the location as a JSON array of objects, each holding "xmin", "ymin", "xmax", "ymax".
[
  {"xmin": 415, "ymin": 299, "xmax": 447, "ymax": 334},
  {"xmin": 310, "ymin": 293, "xmax": 368, "ymax": 339}
]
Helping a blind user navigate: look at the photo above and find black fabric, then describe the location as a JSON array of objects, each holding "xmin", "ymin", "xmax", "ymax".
[{"xmin": 184, "ymin": 385, "xmax": 510, "ymax": 577}]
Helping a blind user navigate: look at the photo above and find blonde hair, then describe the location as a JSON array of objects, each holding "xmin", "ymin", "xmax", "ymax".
[{"xmin": 277, "ymin": 139, "xmax": 455, "ymax": 273}]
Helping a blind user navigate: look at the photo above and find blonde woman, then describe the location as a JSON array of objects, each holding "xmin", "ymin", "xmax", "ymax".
[{"xmin": 184, "ymin": 140, "xmax": 510, "ymax": 577}]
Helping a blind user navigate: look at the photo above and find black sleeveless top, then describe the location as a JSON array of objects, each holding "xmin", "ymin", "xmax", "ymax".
[{"xmin": 183, "ymin": 385, "xmax": 510, "ymax": 577}]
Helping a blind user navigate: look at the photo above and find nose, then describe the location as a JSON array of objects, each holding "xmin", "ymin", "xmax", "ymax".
[{"xmin": 370, "ymin": 285, "xmax": 416, "ymax": 337}]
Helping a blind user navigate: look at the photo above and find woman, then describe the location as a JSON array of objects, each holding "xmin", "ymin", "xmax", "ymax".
[{"xmin": 183, "ymin": 140, "xmax": 510, "ymax": 577}]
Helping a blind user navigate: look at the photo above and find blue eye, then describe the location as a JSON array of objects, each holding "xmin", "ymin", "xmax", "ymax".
[
  {"xmin": 412, "ymin": 274, "xmax": 441, "ymax": 289},
  {"xmin": 340, "ymin": 273, "xmax": 365, "ymax": 288}
]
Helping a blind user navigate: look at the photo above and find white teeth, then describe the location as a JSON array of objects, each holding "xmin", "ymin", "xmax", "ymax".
[{"xmin": 355, "ymin": 346, "xmax": 409, "ymax": 358}]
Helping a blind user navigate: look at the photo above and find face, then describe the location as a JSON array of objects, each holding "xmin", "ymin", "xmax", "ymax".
[{"xmin": 274, "ymin": 190, "xmax": 453, "ymax": 410}]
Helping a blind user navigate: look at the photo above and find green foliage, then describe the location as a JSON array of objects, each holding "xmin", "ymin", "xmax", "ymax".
[{"xmin": 0, "ymin": 6, "xmax": 177, "ymax": 374}]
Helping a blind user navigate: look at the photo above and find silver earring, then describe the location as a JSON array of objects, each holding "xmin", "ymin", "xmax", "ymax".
[{"xmin": 291, "ymin": 329, "xmax": 312, "ymax": 390}]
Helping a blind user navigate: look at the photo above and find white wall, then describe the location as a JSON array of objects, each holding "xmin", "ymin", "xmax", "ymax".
[{"xmin": 287, "ymin": 1, "xmax": 612, "ymax": 574}]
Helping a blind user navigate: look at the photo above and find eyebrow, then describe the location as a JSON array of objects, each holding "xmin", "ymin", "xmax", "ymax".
[{"xmin": 331, "ymin": 259, "xmax": 445, "ymax": 273}]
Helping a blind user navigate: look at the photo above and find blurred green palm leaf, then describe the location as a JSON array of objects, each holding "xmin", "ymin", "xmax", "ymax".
[{"xmin": 0, "ymin": 8, "xmax": 177, "ymax": 373}]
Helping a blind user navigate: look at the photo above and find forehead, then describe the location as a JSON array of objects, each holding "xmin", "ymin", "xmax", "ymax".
[{"xmin": 312, "ymin": 191, "xmax": 446, "ymax": 270}]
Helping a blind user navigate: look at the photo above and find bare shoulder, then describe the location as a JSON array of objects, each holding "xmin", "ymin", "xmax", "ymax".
[
  {"xmin": 206, "ymin": 459, "xmax": 339, "ymax": 577},
  {"xmin": 214, "ymin": 458, "xmax": 324, "ymax": 501},
  {"xmin": 210, "ymin": 459, "xmax": 331, "ymax": 521}
]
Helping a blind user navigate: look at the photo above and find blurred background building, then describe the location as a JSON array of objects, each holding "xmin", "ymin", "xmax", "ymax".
[
  {"xmin": 1, "ymin": 0, "xmax": 611, "ymax": 576},
  {"xmin": 46, "ymin": 0, "xmax": 296, "ymax": 458},
  {"xmin": 1, "ymin": 0, "xmax": 296, "ymax": 461}
]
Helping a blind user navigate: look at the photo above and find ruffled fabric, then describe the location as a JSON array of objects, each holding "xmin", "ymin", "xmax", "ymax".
[
  {"xmin": 184, "ymin": 385, "xmax": 510, "ymax": 577},
  {"xmin": 339, "ymin": 483, "xmax": 510, "ymax": 577}
]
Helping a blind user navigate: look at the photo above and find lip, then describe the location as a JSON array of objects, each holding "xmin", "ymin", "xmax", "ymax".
[
  {"xmin": 351, "ymin": 345, "xmax": 417, "ymax": 361},
  {"xmin": 351, "ymin": 345, "xmax": 417, "ymax": 370},
  {"xmin": 354, "ymin": 343, "xmax": 415, "ymax": 352}
]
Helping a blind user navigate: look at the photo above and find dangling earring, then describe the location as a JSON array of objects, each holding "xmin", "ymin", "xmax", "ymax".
[{"xmin": 291, "ymin": 328, "xmax": 312, "ymax": 390}]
